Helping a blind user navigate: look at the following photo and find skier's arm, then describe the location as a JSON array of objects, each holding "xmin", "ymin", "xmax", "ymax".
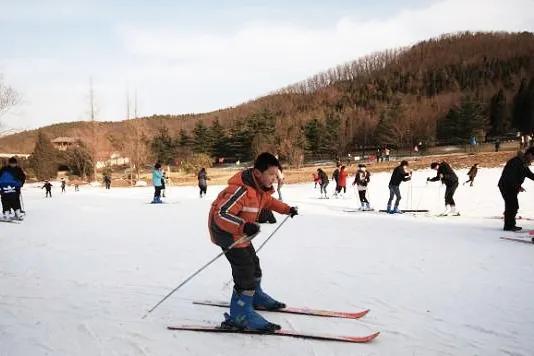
[
  {"xmin": 524, "ymin": 165, "xmax": 534, "ymax": 181},
  {"xmin": 213, "ymin": 186, "xmax": 248, "ymax": 235},
  {"xmin": 265, "ymin": 194, "xmax": 290, "ymax": 215}
]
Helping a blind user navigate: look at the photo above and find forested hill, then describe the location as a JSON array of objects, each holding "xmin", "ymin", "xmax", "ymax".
[{"xmin": 2, "ymin": 31, "xmax": 534, "ymax": 164}]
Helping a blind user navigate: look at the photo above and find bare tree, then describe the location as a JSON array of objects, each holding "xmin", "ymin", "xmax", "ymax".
[
  {"xmin": 0, "ymin": 75, "xmax": 21, "ymax": 134},
  {"xmin": 88, "ymin": 77, "xmax": 98, "ymax": 181}
]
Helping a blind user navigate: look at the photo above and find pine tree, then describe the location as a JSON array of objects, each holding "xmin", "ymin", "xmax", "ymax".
[
  {"xmin": 192, "ymin": 121, "xmax": 210, "ymax": 154},
  {"xmin": 150, "ymin": 127, "xmax": 176, "ymax": 165},
  {"xmin": 209, "ymin": 119, "xmax": 230, "ymax": 158},
  {"xmin": 512, "ymin": 79, "xmax": 528, "ymax": 133},
  {"xmin": 178, "ymin": 128, "xmax": 193, "ymax": 148},
  {"xmin": 488, "ymin": 89, "xmax": 507, "ymax": 136},
  {"xmin": 29, "ymin": 131, "xmax": 59, "ymax": 180}
]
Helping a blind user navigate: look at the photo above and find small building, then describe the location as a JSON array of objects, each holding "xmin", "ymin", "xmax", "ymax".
[{"xmin": 52, "ymin": 137, "xmax": 79, "ymax": 151}]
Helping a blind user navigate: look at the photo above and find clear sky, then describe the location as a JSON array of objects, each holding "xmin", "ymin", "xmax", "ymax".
[{"xmin": 1, "ymin": 0, "xmax": 533, "ymax": 131}]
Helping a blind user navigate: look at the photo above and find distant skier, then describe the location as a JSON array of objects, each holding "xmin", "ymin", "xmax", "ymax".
[
  {"xmin": 464, "ymin": 163, "xmax": 479, "ymax": 186},
  {"xmin": 498, "ymin": 147, "xmax": 534, "ymax": 231},
  {"xmin": 42, "ymin": 180, "xmax": 53, "ymax": 198},
  {"xmin": 61, "ymin": 178, "xmax": 66, "ymax": 193},
  {"xmin": 312, "ymin": 172, "xmax": 320, "ymax": 188},
  {"xmin": 317, "ymin": 168, "xmax": 329, "ymax": 198},
  {"xmin": 427, "ymin": 161, "xmax": 460, "ymax": 216},
  {"xmin": 0, "ymin": 157, "xmax": 26, "ymax": 221},
  {"xmin": 353, "ymin": 164, "xmax": 371, "ymax": 210},
  {"xmin": 161, "ymin": 171, "xmax": 167, "ymax": 198},
  {"xmin": 336, "ymin": 165, "xmax": 349, "ymax": 196},
  {"xmin": 495, "ymin": 139, "xmax": 501, "ymax": 152},
  {"xmin": 208, "ymin": 152, "xmax": 298, "ymax": 331},
  {"xmin": 151, "ymin": 163, "xmax": 163, "ymax": 203},
  {"xmin": 276, "ymin": 169, "xmax": 284, "ymax": 201},
  {"xmin": 332, "ymin": 164, "xmax": 340, "ymax": 197},
  {"xmin": 387, "ymin": 160, "xmax": 411, "ymax": 213},
  {"xmin": 103, "ymin": 175, "xmax": 111, "ymax": 190},
  {"xmin": 198, "ymin": 167, "xmax": 208, "ymax": 198}
]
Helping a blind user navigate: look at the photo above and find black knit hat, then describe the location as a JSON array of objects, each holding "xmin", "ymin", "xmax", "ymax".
[{"xmin": 8, "ymin": 157, "xmax": 17, "ymax": 164}]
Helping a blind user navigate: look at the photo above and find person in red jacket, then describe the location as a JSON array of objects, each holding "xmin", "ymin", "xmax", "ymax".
[
  {"xmin": 336, "ymin": 165, "xmax": 349, "ymax": 196},
  {"xmin": 208, "ymin": 152, "xmax": 298, "ymax": 331}
]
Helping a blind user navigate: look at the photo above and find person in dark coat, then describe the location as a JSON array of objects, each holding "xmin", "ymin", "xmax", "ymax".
[
  {"xmin": 427, "ymin": 161, "xmax": 460, "ymax": 216},
  {"xmin": 498, "ymin": 148, "xmax": 534, "ymax": 231},
  {"xmin": 464, "ymin": 164, "xmax": 479, "ymax": 186},
  {"xmin": 332, "ymin": 164, "xmax": 340, "ymax": 196},
  {"xmin": 353, "ymin": 164, "xmax": 371, "ymax": 210},
  {"xmin": 0, "ymin": 157, "xmax": 26, "ymax": 220},
  {"xmin": 198, "ymin": 167, "xmax": 208, "ymax": 198},
  {"xmin": 42, "ymin": 180, "xmax": 53, "ymax": 198},
  {"xmin": 387, "ymin": 160, "xmax": 411, "ymax": 213},
  {"xmin": 317, "ymin": 168, "xmax": 329, "ymax": 199}
]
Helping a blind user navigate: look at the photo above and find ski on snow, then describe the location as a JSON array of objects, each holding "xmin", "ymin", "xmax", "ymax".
[
  {"xmin": 167, "ymin": 324, "xmax": 380, "ymax": 344},
  {"xmin": 500, "ymin": 236, "xmax": 534, "ymax": 244},
  {"xmin": 193, "ymin": 300, "xmax": 369, "ymax": 319}
]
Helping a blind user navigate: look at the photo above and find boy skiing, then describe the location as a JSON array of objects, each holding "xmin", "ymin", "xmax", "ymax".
[
  {"xmin": 498, "ymin": 147, "xmax": 534, "ymax": 231},
  {"xmin": 427, "ymin": 161, "xmax": 460, "ymax": 216},
  {"xmin": 0, "ymin": 157, "xmax": 26, "ymax": 221},
  {"xmin": 42, "ymin": 180, "xmax": 53, "ymax": 198},
  {"xmin": 387, "ymin": 160, "xmax": 411, "ymax": 213},
  {"xmin": 208, "ymin": 152, "xmax": 298, "ymax": 331},
  {"xmin": 464, "ymin": 163, "xmax": 479, "ymax": 186},
  {"xmin": 353, "ymin": 164, "xmax": 371, "ymax": 210}
]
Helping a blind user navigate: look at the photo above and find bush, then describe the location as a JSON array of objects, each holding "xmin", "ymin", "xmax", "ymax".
[{"xmin": 180, "ymin": 153, "xmax": 213, "ymax": 174}]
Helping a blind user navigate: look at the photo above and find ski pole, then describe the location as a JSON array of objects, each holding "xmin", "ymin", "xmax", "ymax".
[
  {"xmin": 19, "ymin": 190, "xmax": 25, "ymax": 213},
  {"xmin": 142, "ymin": 230, "xmax": 260, "ymax": 319}
]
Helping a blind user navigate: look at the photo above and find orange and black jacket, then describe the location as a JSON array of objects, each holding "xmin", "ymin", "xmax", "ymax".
[{"xmin": 209, "ymin": 168, "xmax": 290, "ymax": 248}]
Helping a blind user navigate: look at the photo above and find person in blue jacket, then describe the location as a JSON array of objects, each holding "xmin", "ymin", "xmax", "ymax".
[
  {"xmin": 152, "ymin": 163, "xmax": 163, "ymax": 203},
  {"xmin": 0, "ymin": 157, "xmax": 26, "ymax": 220}
]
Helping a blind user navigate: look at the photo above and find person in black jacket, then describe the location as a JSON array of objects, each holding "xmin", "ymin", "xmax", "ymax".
[
  {"xmin": 427, "ymin": 161, "xmax": 460, "ymax": 216},
  {"xmin": 387, "ymin": 160, "xmax": 411, "ymax": 213},
  {"xmin": 498, "ymin": 148, "xmax": 534, "ymax": 231},
  {"xmin": 353, "ymin": 164, "xmax": 371, "ymax": 210},
  {"xmin": 463, "ymin": 163, "xmax": 479, "ymax": 186},
  {"xmin": 317, "ymin": 168, "xmax": 329, "ymax": 199},
  {"xmin": 42, "ymin": 180, "xmax": 53, "ymax": 198},
  {"xmin": 0, "ymin": 157, "xmax": 26, "ymax": 220}
]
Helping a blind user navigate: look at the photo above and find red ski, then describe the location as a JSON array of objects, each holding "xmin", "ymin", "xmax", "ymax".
[
  {"xmin": 500, "ymin": 236, "xmax": 534, "ymax": 244},
  {"xmin": 193, "ymin": 300, "xmax": 369, "ymax": 319},
  {"xmin": 167, "ymin": 324, "xmax": 379, "ymax": 343}
]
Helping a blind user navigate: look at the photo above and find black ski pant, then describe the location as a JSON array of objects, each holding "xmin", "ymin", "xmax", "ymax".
[
  {"xmin": 464, "ymin": 176, "xmax": 475, "ymax": 186},
  {"xmin": 358, "ymin": 190, "xmax": 369, "ymax": 204},
  {"xmin": 444, "ymin": 181, "xmax": 458, "ymax": 206},
  {"xmin": 320, "ymin": 182, "xmax": 329, "ymax": 195},
  {"xmin": 199, "ymin": 184, "xmax": 207, "ymax": 197},
  {"xmin": 223, "ymin": 244, "xmax": 262, "ymax": 292},
  {"xmin": 45, "ymin": 189, "xmax": 52, "ymax": 198},
  {"xmin": 61, "ymin": 186, "xmax": 66, "ymax": 192},
  {"xmin": 154, "ymin": 186, "xmax": 162, "ymax": 199},
  {"xmin": 387, "ymin": 184, "xmax": 401, "ymax": 209},
  {"xmin": 499, "ymin": 185, "xmax": 519, "ymax": 229},
  {"xmin": 1, "ymin": 192, "xmax": 20, "ymax": 213}
]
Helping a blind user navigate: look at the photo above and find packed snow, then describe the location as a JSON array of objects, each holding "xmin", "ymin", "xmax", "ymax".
[{"xmin": 1, "ymin": 166, "xmax": 534, "ymax": 355}]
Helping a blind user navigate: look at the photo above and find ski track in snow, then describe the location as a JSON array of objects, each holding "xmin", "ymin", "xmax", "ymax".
[{"xmin": 1, "ymin": 167, "xmax": 534, "ymax": 355}]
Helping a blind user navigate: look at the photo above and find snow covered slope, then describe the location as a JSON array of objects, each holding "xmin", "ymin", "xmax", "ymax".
[{"xmin": 1, "ymin": 167, "xmax": 533, "ymax": 355}]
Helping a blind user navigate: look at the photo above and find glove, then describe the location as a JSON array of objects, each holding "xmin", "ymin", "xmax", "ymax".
[
  {"xmin": 243, "ymin": 222, "xmax": 260, "ymax": 237},
  {"xmin": 288, "ymin": 206, "xmax": 298, "ymax": 218}
]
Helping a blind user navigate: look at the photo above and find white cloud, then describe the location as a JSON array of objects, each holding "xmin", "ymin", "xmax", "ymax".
[{"xmin": 2, "ymin": 0, "xmax": 534, "ymax": 131}]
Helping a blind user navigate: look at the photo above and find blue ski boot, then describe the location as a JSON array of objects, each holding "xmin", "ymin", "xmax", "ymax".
[
  {"xmin": 222, "ymin": 289, "xmax": 280, "ymax": 332},
  {"xmin": 253, "ymin": 279, "xmax": 286, "ymax": 310},
  {"xmin": 392, "ymin": 207, "xmax": 402, "ymax": 214}
]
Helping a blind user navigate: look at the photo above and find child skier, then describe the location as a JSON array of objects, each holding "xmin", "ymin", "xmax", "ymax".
[
  {"xmin": 151, "ymin": 163, "xmax": 163, "ymax": 203},
  {"xmin": 61, "ymin": 178, "xmax": 66, "ymax": 193},
  {"xmin": 464, "ymin": 163, "xmax": 478, "ymax": 186},
  {"xmin": 332, "ymin": 164, "xmax": 340, "ymax": 197},
  {"xmin": 198, "ymin": 167, "xmax": 208, "ymax": 198},
  {"xmin": 427, "ymin": 161, "xmax": 460, "ymax": 216},
  {"xmin": 208, "ymin": 152, "xmax": 298, "ymax": 332},
  {"xmin": 387, "ymin": 160, "xmax": 411, "ymax": 213},
  {"xmin": 42, "ymin": 180, "xmax": 53, "ymax": 198},
  {"xmin": 337, "ymin": 165, "xmax": 349, "ymax": 196},
  {"xmin": 353, "ymin": 164, "xmax": 371, "ymax": 210},
  {"xmin": 0, "ymin": 157, "xmax": 26, "ymax": 221}
]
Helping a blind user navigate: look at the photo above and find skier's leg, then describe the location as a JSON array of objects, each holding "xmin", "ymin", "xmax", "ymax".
[
  {"xmin": 501, "ymin": 188, "xmax": 519, "ymax": 230},
  {"xmin": 224, "ymin": 246, "xmax": 279, "ymax": 330},
  {"xmin": 393, "ymin": 185, "xmax": 402, "ymax": 211}
]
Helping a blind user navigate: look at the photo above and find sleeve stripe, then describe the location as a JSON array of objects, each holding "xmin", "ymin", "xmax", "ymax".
[{"xmin": 218, "ymin": 186, "xmax": 247, "ymax": 226}]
